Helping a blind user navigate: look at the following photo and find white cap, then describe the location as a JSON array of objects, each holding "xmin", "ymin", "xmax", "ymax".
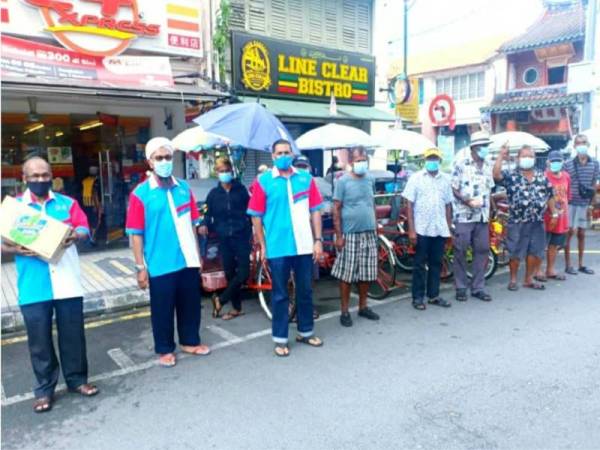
[{"xmin": 145, "ymin": 137, "xmax": 174, "ymax": 160}]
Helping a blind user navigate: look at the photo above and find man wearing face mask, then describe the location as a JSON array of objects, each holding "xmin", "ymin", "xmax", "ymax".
[
  {"xmin": 199, "ymin": 157, "xmax": 251, "ymax": 320},
  {"xmin": 126, "ymin": 137, "xmax": 209, "ymax": 368},
  {"xmin": 493, "ymin": 145, "xmax": 556, "ymax": 291},
  {"xmin": 451, "ymin": 131, "xmax": 495, "ymax": 302},
  {"xmin": 1, "ymin": 156, "xmax": 98, "ymax": 413},
  {"xmin": 402, "ymin": 147, "xmax": 453, "ymax": 311},
  {"xmin": 248, "ymin": 139, "xmax": 324, "ymax": 357},
  {"xmin": 331, "ymin": 146, "xmax": 380, "ymax": 326},
  {"xmin": 537, "ymin": 151, "xmax": 571, "ymax": 281},
  {"xmin": 563, "ymin": 134, "xmax": 599, "ymax": 275}
]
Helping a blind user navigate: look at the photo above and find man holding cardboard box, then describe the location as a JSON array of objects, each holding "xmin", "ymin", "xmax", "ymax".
[
  {"xmin": 125, "ymin": 137, "xmax": 210, "ymax": 368},
  {"xmin": 1, "ymin": 157, "xmax": 98, "ymax": 413}
]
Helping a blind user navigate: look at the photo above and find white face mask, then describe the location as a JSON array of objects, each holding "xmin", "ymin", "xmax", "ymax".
[{"xmin": 519, "ymin": 157, "xmax": 535, "ymax": 170}]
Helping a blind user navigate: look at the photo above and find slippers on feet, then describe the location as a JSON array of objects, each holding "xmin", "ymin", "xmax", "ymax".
[
  {"xmin": 295, "ymin": 336, "xmax": 323, "ymax": 347},
  {"xmin": 33, "ymin": 397, "xmax": 52, "ymax": 413},
  {"xmin": 533, "ymin": 275, "xmax": 547, "ymax": 282},
  {"xmin": 274, "ymin": 344, "xmax": 290, "ymax": 357},
  {"xmin": 523, "ymin": 282, "xmax": 545, "ymax": 290},
  {"xmin": 508, "ymin": 282, "xmax": 519, "ymax": 291},
  {"xmin": 158, "ymin": 353, "xmax": 176, "ymax": 368},
  {"xmin": 547, "ymin": 273, "xmax": 566, "ymax": 281},
  {"xmin": 180, "ymin": 345, "xmax": 211, "ymax": 356}
]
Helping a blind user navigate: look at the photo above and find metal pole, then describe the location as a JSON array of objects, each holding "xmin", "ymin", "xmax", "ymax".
[
  {"xmin": 581, "ymin": 0, "xmax": 598, "ymax": 130},
  {"xmin": 403, "ymin": 0, "xmax": 408, "ymax": 76}
]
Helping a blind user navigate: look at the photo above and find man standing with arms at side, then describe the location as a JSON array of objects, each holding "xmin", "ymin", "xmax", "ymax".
[
  {"xmin": 451, "ymin": 131, "xmax": 495, "ymax": 302},
  {"xmin": 331, "ymin": 146, "xmax": 380, "ymax": 327},
  {"xmin": 564, "ymin": 133, "xmax": 599, "ymax": 275},
  {"xmin": 2, "ymin": 157, "xmax": 98, "ymax": 413},
  {"xmin": 402, "ymin": 147, "xmax": 453, "ymax": 311},
  {"xmin": 126, "ymin": 137, "xmax": 209, "ymax": 368},
  {"xmin": 247, "ymin": 139, "xmax": 324, "ymax": 357}
]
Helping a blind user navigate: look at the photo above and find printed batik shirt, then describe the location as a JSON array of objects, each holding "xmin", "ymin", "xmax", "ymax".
[
  {"xmin": 451, "ymin": 149, "xmax": 495, "ymax": 223},
  {"xmin": 500, "ymin": 169, "xmax": 553, "ymax": 223}
]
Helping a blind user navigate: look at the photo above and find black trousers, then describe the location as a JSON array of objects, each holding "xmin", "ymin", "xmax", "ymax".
[
  {"xmin": 219, "ymin": 234, "xmax": 251, "ymax": 311},
  {"xmin": 412, "ymin": 235, "xmax": 446, "ymax": 302},
  {"xmin": 20, "ymin": 297, "xmax": 88, "ymax": 399},
  {"xmin": 148, "ymin": 268, "xmax": 202, "ymax": 354}
]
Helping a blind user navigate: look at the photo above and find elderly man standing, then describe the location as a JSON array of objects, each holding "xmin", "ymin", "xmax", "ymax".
[
  {"xmin": 402, "ymin": 147, "xmax": 453, "ymax": 311},
  {"xmin": 1, "ymin": 157, "xmax": 98, "ymax": 413},
  {"xmin": 493, "ymin": 145, "xmax": 556, "ymax": 291},
  {"xmin": 564, "ymin": 133, "xmax": 599, "ymax": 275},
  {"xmin": 331, "ymin": 146, "xmax": 380, "ymax": 327},
  {"xmin": 451, "ymin": 131, "xmax": 495, "ymax": 302},
  {"xmin": 126, "ymin": 137, "xmax": 209, "ymax": 368},
  {"xmin": 248, "ymin": 139, "xmax": 324, "ymax": 357}
]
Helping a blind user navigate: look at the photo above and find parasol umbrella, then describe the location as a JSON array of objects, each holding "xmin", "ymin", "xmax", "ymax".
[
  {"xmin": 488, "ymin": 131, "xmax": 550, "ymax": 153},
  {"xmin": 296, "ymin": 123, "xmax": 379, "ymax": 150},
  {"xmin": 171, "ymin": 126, "xmax": 231, "ymax": 152},
  {"xmin": 376, "ymin": 128, "xmax": 435, "ymax": 156},
  {"xmin": 193, "ymin": 102, "xmax": 297, "ymax": 153}
]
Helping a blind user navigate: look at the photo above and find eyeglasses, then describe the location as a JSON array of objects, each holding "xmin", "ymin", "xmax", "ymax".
[{"xmin": 153, "ymin": 155, "xmax": 173, "ymax": 162}]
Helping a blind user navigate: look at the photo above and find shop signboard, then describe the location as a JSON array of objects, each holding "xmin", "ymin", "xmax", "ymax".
[
  {"xmin": 47, "ymin": 146, "xmax": 73, "ymax": 164},
  {"xmin": 1, "ymin": 0, "xmax": 202, "ymax": 57},
  {"xmin": 395, "ymin": 77, "xmax": 420, "ymax": 123},
  {"xmin": 231, "ymin": 31, "xmax": 375, "ymax": 106},
  {"xmin": 1, "ymin": 35, "xmax": 174, "ymax": 88}
]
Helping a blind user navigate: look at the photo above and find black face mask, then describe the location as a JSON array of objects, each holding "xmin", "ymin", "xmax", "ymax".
[{"xmin": 27, "ymin": 181, "xmax": 52, "ymax": 197}]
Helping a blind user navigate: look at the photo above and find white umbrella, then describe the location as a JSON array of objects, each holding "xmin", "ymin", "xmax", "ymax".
[
  {"xmin": 567, "ymin": 128, "xmax": 600, "ymax": 159},
  {"xmin": 489, "ymin": 131, "xmax": 550, "ymax": 153},
  {"xmin": 376, "ymin": 128, "xmax": 435, "ymax": 156},
  {"xmin": 296, "ymin": 123, "xmax": 379, "ymax": 150},
  {"xmin": 172, "ymin": 126, "xmax": 231, "ymax": 152}
]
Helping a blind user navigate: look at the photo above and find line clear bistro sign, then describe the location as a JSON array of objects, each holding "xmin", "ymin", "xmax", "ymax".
[{"xmin": 231, "ymin": 31, "xmax": 376, "ymax": 106}]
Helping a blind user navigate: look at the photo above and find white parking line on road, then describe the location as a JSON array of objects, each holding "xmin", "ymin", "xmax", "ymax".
[
  {"xmin": 206, "ymin": 325, "xmax": 243, "ymax": 344},
  {"xmin": 0, "ymin": 290, "xmax": 418, "ymax": 407},
  {"xmin": 1, "ymin": 383, "xmax": 6, "ymax": 402},
  {"xmin": 107, "ymin": 348, "xmax": 136, "ymax": 370}
]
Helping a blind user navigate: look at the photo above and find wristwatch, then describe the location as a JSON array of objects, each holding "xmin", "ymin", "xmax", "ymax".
[
  {"xmin": 314, "ymin": 237, "xmax": 323, "ymax": 243},
  {"xmin": 135, "ymin": 264, "xmax": 146, "ymax": 273}
]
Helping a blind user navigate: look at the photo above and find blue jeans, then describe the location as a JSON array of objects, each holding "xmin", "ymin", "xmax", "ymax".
[{"xmin": 268, "ymin": 254, "xmax": 314, "ymax": 344}]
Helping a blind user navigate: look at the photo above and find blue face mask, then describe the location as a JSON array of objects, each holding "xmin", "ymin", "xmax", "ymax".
[
  {"xmin": 218, "ymin": 172, "xmax": 233, "ymax": 183},
  {"xmin": 576, "ymin": 145, "xmax": 588, "ymax": 156},
  {"xmin": 550, "ymin": 161, "xmax": 563, "ymax": 173},
  {"xmin": 274, "ymin": 154, "xmax": 293, "ymax": 170},
  {"xmin": 154, "ymin": 160, "xmax": 173, "ymax": 178},
  {"xmin": 477, "ymin": 146, "xmax": 489, "ymax": 159},
  {"xmin": 519, "ymin": 157, "xmax": 535, "ymax": 170},
  {"xmin": 425, "ymin": 160, "xmax": 440, "ymax": 172},
  {"xmin": 353, "ymin": 160, "xmax": 369, "ymax": 176}
]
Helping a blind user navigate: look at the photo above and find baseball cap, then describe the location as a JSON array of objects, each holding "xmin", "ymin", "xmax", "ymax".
[
  {"xmin": 547, "ymin": 150, "xmax": 563, "ymax": 161},
  {"xmin": 145, "ymin": 137, "xmax": 174, "ymax": 160},
  {"xmin": 423, "ymin": 147, "xmax": 443, "ymax": 159},
  {"xmin": 293, "ymin": 155, "xmax": 311, "ymax": 168}
]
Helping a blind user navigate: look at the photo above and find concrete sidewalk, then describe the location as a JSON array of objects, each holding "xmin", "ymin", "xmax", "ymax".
[{"xmin": 1, "ymin": 247, "xmax": 148, "ymax": 333}]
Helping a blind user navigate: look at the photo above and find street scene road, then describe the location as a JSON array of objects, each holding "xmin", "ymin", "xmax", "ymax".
[{"xmin": 2, "ymin": 233, "xmax": 600, "ymax": 450}]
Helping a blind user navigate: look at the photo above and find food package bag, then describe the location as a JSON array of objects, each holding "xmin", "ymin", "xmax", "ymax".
[{"xmin": 0, "ymin": 196, "xmax": 71, "ymax": 263}]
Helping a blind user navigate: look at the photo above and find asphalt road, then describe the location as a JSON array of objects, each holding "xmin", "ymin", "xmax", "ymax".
[{"xmin": 2, "ymin": 232, "xmax": 600, "ymax": 450}]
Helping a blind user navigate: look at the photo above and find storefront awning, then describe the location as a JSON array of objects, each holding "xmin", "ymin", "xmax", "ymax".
[
  {"xmin": 240, "ymin": 97, "xmax": 396, "ymax": 122},
  {"xmin": 1, "ymin": 76, "xmax": 229, "ymax": 102},
  {"xmin": 481, "ymin": 88, "xmax": 584, "ymax": 114}
]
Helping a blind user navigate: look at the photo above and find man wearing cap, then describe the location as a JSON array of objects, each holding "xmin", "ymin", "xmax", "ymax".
[
  {"xmin": 1, "ymin": 156, "xmax": 98, "ymax": 413},
  {"xmin": 402, "ymin": 147, "xmax": 453, "ymax": 310},
  {"xmin": 248, "ymin": 139, "xmax": 324, "ymax": 357},
  {"xmin": 126, "ymin": 137, "xmax": 210, "ymax": 368},
  {"xmin": 563, "ymin": 133, "xmax": 599, "ymax": 275},
  {"xmin": 450, "ymin": 131, "xmax": 495, "ymax": 302},
  {"xmin": 538, "ymin": 151, "xmax": 571, "ymax": 280}
]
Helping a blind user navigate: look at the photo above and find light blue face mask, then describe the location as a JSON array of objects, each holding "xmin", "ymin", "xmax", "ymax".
[
  {"xmin": 576, "ymin": 145, "xmax": 589, "ymax": 156},
  {"xmin": 550, "ymin": 161, "xmax": 563, "ymax": 173},
  {"xmin": 477, "ymin": 146, "xmax": 489, "ymax": 159},
  {"xmin": 274, "ymin": 154, "xmax": 293, "ymax": 170},
  {"xmin": 519, "ymin": 157, "xmax": 535, "ymax": 170},
  {"xmin": 218, "ymin": 172, "xmax": 233, "ymax": 183},
  {"xmin": 353, "ymin": 160, "xmax": 369, "ymax": 176},
  {"xmin": 425, "ymin": 160, "xmax": 440, "ymax": 172},
  {"xmin": 154, "ymin": 160, "xmax": 173, "ymax": 178}
]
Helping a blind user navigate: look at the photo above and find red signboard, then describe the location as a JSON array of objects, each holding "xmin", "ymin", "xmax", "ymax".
[
  {"xmin": 1, "ymin": 35, "xmax": 173, "ymax": 88},
  {"xmin": 429, "ymin": 94, "xmax": 456, "ymax": 130}
]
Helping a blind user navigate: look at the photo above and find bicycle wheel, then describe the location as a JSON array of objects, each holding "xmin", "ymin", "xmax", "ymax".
[
  {"xmin": 256, "ymin": 263, "xmax": 295, "ymax": 321},
  {"xmin": 483, "ymin": 251, "xmax": 498, "ymax": 279},
  {"xmin": 367, "ymin": 238, "xmax": 396, "ymax": 300},
  {"xmin": 393, "ymin": 235, "xmax": 415, "ymax": 272}
]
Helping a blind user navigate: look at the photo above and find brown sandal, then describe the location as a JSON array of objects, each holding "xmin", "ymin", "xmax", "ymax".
[
  {"xmin": 69, "ymin": 383, "xmax": 99, "ymax": 397},
  {"xmin": 222, "ymin": 310, "xmax": 244, "ymax": 321},
  {"xmin": 33, "ymin": 396, "xmax": 52, "ymax": 413}
]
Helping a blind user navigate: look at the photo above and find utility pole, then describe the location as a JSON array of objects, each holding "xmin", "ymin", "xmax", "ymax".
[
  {"xmin": 581, "ymin": 0, "xmax": 598, "ymax": 130},
  {"xmin": 403, "ymin": 0, "xmax": 408, "ymax": 76}
]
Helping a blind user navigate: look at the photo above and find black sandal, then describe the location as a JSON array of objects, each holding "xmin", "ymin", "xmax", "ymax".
[
  {"xmin": 566, "ymin": 266, "xmax": 578, "ymax": 275},
  {"xmin": 33, "ymin": 396, "xmax": 52, "ymax": 413},
  {"xmin": 579, "ymin": 266, "xmax": 595, "ymax": 275},
  {"xmin": 274, "ymin": 344, "xmax": 290, "ymax": 357},
  {"xmin": 295, "ymin": 335, "xmax": 323, "ymax": 347},
  {"xmin": 412, "ymin": 302, "xmax": 426, "ymax": 310}
]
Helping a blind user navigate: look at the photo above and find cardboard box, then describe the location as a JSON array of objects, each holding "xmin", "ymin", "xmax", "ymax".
[{"xmin": 0, "ymin": 196, "xmax": 71, "ymax": 263}]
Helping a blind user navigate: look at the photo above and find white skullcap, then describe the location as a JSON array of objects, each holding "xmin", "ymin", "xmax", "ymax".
[{"xmin": 145, "ymin": 137, "xmax": 174, "ymax": 160}]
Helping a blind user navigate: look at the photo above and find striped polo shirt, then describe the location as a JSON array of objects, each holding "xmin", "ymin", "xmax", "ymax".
[
  {"xmin": 564, "ymin": 157, "xmax": 599, "ymax": 206},
  {"xmin": 14, "ymin": 190, "xmax": 89, "ymax": 305},
  {"xmin": 126, "ymin": 175, "xmax": 201, "ymax": 277},
  {"xmin": 247, "ymin": 167, "xmax": 323, "ymax": 259}
]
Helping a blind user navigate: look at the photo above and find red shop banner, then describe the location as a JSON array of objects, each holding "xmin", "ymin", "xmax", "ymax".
[{"xmin": 1, "ymin": 35, "xmax": 174, "ymax": 88}]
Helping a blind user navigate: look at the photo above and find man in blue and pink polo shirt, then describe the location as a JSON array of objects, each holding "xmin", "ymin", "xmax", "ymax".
[
  {"xmin": 2, "ymin": 157, "xmax": 98, "ymax": 413},
  {"xmin": 126, "ymin": 137, "xmax": 209, "ymax": 368},
  {"xmin": 248, "ymin": 139, "xmax": 324, "ymax": 357}
]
